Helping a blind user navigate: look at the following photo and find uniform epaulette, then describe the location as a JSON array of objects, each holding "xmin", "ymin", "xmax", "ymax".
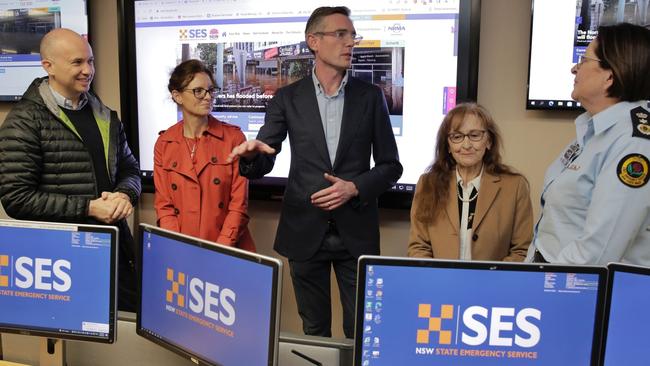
[{"xmin": 631, "ymin": 106, "xmax": 650, "ymax": 140}]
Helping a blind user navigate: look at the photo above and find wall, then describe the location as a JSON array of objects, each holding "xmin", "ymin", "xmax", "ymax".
[{"xmin": 0, "ymin": 0, "xmax": 581, "ymax": 339}]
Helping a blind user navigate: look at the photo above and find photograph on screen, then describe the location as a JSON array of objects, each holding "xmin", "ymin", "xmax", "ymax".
[
  {"xmin": 0, "ymin": 220, "xmax": 117, "ymax": 343},
  {"xmin": 354, "ymin": 257, "xmax": 606, "ymax": 366},
  {"xmin": 528, "ymin": 0, "xmax": 650, "ymax": 110},
  {"xmin": 130, "ymin": 0, "xmax": 470, "ymax": 194},
  {"xmin": 177, "ymin": 41, "xmax": 404, "ymax": 133},
  {"xmin": 0, "ymin": 7, "xmax": 60, "ymax": 54},
  {"xmin": 0, "ymin": 0, "xmax": 88, "ymax": 101},
  {"xmin": 137, "ymin": 224, "xmax": 282, "ymax": 366}
]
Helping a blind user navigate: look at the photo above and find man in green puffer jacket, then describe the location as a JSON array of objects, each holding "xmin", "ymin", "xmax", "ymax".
[{"xmin": 0, "ymin": 28, "xmax": 141, "ymax": 312}]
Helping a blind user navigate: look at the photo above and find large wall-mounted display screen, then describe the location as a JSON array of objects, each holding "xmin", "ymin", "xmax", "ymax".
[
  {"xmin": 0, "ymin": 0, "xmax": 88, "ymax": 101},
  {"xmin": 122, "ymin": 0, "xmax": 480, "ymax": 202},
  {"xmin": 527, "ymin": 0, "xmax": 649, "ymax": 110}
]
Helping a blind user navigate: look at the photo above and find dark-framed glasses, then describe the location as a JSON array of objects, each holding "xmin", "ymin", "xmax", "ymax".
[
  {"xmin": 448, "ymin": 130, "xmax": 486, "ymax": 144},
  {"xmin": 576, "ymin": 54, "xmax": 601, "ymax": 67},
  {"xmin": 184, "ymin": 87, "xmax": 218, "ymax": 99},
  {"xmin": 314, "ymin": 30, "xmax": 363, "ymax": 45}
]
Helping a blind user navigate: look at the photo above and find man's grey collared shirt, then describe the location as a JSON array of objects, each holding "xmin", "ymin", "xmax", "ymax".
[
  {"xmin": 312, "ymin": 69, "xmax": 348, "ymax": 166},
  {"xmin": 47, "ymin": 80, "xmax": 88, "ymax": 110}
]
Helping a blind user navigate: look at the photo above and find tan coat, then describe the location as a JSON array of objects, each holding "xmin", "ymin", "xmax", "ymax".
[{"xmin": 408, "ymin": 171, "xmax": 533, "ymax": 261}]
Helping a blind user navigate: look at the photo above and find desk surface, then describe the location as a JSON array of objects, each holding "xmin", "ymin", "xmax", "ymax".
[{"xmin": 1, "ymin": 312, "xmax": 353, "ymax": 366}]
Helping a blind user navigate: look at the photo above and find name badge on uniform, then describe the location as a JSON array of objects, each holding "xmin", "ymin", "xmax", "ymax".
[{"xmin": 560, "ymin": 142, "xmax": 581, "ymax": 168}]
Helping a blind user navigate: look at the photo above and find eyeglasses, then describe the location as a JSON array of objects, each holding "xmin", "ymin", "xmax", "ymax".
[
  {"xmin": 313, "ymin": 30, "xmax": 363, "ymax": 45},
  {"xmin": 183, "ymin": 87, "xmax": 218, "ymax": 99},
  {"xmin": 448, "ymin": 130, "xmax": 487, "ymax": 144},
  {"xmin": 576, "ymin": 54, "xmax": 601, "ymax": 67}
]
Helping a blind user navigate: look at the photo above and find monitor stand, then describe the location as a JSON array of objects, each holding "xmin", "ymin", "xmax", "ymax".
[{"xmin": 39, "ymin": 338, "xmax": 66, "ymax": 366}]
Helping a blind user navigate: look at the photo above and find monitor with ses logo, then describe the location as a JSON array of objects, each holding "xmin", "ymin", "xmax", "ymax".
[
  {"xmin": 136, "ymin": 224, "xmax": 282, "ymax": 366},
  {"xmin": 0, "ymin": 219, "xmax": 117, "ymax": 365},
  {"xmin": 354, "ymin": 256, "xmax": 607, "ymax": 366}
]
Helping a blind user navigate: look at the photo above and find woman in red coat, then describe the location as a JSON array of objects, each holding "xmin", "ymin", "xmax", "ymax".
[{"xmin": 154, "ymin": 59, "xmax": 255, "ymax": 251}]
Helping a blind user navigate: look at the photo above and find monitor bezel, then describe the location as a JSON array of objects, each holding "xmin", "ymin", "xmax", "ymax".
[
  {"xmin": 353, "ymin": 255, "xmax": 608, "ymax": 366},
  {"xmin": 0, "ymin": 219, "xmax": 118, "ymax": 344},
  {"xmin": 599, "ymin": 262, "xmax": 650, "ymax": 364},
  {"xmin": 136, "ymin": 223, "xmax": 282, "ymax": 366}
]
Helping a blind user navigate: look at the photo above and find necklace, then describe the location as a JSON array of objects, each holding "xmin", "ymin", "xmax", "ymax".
[
  {"xmin": 457, "ymin": 187, "xmax": 478, "ymax": 203},
  {"xmin": 184, "ymin": 136, "xmax": 198, "ymax": 161}
]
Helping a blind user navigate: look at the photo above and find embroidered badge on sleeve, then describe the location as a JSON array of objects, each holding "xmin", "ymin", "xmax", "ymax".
[{"xmin": 617, "ymin": 153, "xmax": 649, "ymax": 188}]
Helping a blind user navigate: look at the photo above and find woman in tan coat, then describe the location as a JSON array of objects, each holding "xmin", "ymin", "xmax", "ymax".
[{"xmin": 408, "ymin": 103, "xmax": 532, "ymax": 261}]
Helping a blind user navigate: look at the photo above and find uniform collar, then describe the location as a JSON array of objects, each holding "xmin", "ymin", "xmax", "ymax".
[{"xmin": 576, "ymin": 101, "xmax": 633, "ymax": 138}]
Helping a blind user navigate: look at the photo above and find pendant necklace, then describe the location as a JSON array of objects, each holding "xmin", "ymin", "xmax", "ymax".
[
  {"xmin": 457, "ymin": 187, "xmax": 478, "ymax": 203},
  {"xmin": 185, "ymin": 136, "xmax": 198, "ymax": 162}
]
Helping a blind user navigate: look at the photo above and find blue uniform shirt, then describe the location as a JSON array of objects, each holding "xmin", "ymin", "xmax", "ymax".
[{"xmin": 526, "ymin": 101, "xmax": 650, "ymax": 265}]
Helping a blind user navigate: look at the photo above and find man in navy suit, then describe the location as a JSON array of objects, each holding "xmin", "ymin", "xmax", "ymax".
[{"xmin": 228, "ymin": 6, "xmax": 402, "ymax": 338}]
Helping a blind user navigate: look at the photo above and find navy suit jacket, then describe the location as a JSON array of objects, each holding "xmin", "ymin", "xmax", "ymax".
[{"xmin": 240, "ymin": 75, "xmax": 403, "ymax": 260}]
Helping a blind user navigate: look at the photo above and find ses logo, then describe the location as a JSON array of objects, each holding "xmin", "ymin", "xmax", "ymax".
[
  {"xmin": 165, "ymin": 268, "xmax": 236, "ymax": 326},
  {"xmin": 0, "ymin": 254, "xmax": 71, "ymax": 292},
  {"xmin": 178, "ymin": 28, "xmax": 219, "ymax": 40},
  {"xmin": 416, "ymin": 304, "xmax": 541, "ymax": 348}
]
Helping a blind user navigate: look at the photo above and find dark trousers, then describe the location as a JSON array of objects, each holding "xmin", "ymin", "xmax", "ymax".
[
  {"xmin": 117, "ymin": 221, "xmax": 137, "ymax": 312},
  {"xmin": 532, "ymin": 249, "xmax": 549, "ymax": 264},
  {"xmin": 118, "ymin": 262, "xmax": 137, "ymax": 312},
  {"xmin": 289, "ymin": 228, "xmax": 357, "ymax": 338}
]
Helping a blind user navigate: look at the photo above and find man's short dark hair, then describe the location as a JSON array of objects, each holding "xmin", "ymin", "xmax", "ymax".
[
  {"xmin": 595, "ymin": 23, "xmax": 650, "ymax": 101},
  {"xmin": 304, "ymin": 6, "xmax": 351, "ymax": 35},
  {"xmin": 304, "ymin": 6, "xmax": 351, "ymax": 53}
]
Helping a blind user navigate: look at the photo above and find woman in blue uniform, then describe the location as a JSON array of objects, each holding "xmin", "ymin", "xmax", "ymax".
[{"xmin": 527, "ymin": 23, "xmax": 650, "ymax": 265}]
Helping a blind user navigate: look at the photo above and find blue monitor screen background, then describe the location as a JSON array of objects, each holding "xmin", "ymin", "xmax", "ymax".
[
  {"xmin": 358, "ymin": 265, "xmax": 601, "ymax": 366},
  {"xmin": 603, "ymin": 270, "xmax": 650, "ymax": 365},
  {"xmin": 0, "ymin": 225, "xmax": 112, "ymax": 338},
  {"xmin": 140, "ymin": 231, "xmax": 275, "ymax": 366}
]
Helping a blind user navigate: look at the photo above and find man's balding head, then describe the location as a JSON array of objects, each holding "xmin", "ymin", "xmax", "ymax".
[
  {"xmin": 40, "ymin": 28, "xmax": 89, "ymax": 61},
  {"xmin": 40, "ymin": 28, "xmax": 94, "ymax": 103}
]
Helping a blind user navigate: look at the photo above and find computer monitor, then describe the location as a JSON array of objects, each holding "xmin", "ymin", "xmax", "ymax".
[
  {"xmin": 137, "ymin": 224, "xmax": 282, "ymax": 366},
  {"xmin": 354, "ymin": 256, "xmax": 607, "ymax": 366},
  {"xmin": 601, "ymin": 263, "xmax": 650, "ymax": 366},
  {"xmin": 0, "ymin": 0, "xmax": 89, "ymax": 101},
  {"xmin": 0, "ymin": 219, "xmax": 118, "ymax": 365}
]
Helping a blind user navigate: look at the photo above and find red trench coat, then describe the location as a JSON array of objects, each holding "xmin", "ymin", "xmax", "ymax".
[{"xmin": 154, "ymin": 115, "xmax": 255, "ymax": 251}]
